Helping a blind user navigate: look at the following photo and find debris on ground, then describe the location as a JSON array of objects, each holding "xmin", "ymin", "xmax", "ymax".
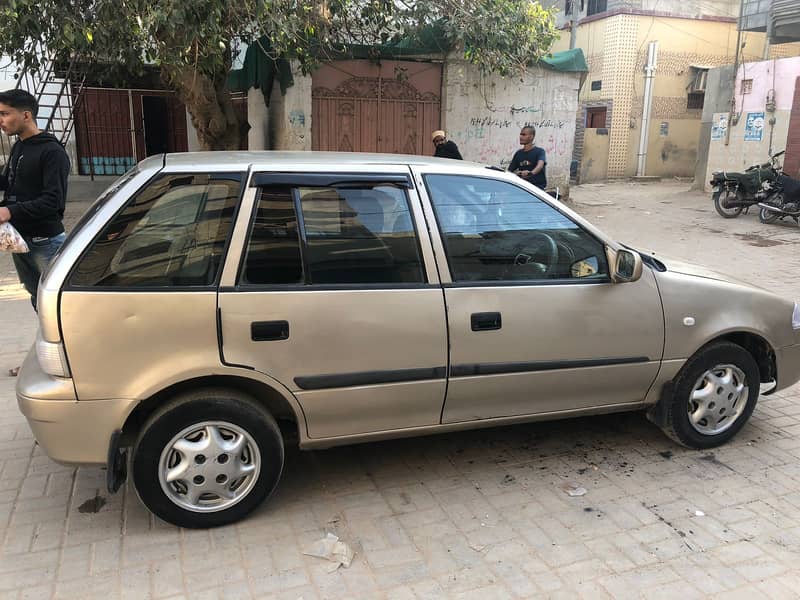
[
  {"xmin": 77, "ymin": 494, "xmax": 106, "ymax": 514},
  {"xmin": 560, "ymin": 481, "xmax": 587, "ymax": 497},
  {"xmin": 303, "ymin": 533, "xmax": 354, "ymax": 572}
]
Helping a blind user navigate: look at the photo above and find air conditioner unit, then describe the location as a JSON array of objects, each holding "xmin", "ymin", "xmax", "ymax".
[{"xmin": 689, "ymin": 69, "xmax": 708, "ymax": 93}]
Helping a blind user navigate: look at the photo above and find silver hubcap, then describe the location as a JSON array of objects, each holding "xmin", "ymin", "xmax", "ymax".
[
  {"xmin": 688, "ymin": 364, "xmax": 748, "ymax": 435},
  {"xmin": 158, "ymin": 421, "xmax": 261, "ymax": 513}
]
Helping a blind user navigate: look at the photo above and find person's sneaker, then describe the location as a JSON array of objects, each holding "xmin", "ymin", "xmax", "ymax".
[{"xmin": 8, "ymin": 366, "xmax": 19, "ymax": 377}]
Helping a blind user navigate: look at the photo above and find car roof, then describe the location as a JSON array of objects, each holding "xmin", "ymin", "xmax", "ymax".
[{"xmin": 162, "ymin": 151, "xmax": 490, "ymax": 170}]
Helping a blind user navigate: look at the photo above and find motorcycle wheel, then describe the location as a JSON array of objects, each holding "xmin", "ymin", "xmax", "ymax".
[
  {"xmin": 758, "ymin": 197, "xmax": 783, "ymax": 224},
  {"xmin": 759, "ymin": 204, "xmax": 781, "ymax": 224},
  {"xmin": 713, "ymin": 188, "xmax": 743, "ymax": 218}
]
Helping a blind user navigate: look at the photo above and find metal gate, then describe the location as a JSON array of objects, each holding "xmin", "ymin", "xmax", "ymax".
[
  {"xmin": 312, "ymin": 60, "xmax": 441, "ymax": 156},
  {"xmin": 73, "ymin": 87, "xmax": 188, "ymax": 176}
]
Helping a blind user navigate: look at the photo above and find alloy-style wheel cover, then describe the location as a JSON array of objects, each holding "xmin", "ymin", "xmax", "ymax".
[
  {"xmin": 158, "ymin": 421, "xmax": 261, "ymax": 513},
  {"xmin": 688, "ymin": 364, "xmax": 748, "ymax": 436}
]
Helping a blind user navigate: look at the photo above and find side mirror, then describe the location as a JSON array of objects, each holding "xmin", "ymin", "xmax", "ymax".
[{"xmin": 606, "ymin": 247, "xmax": 643, "ymax": 283}]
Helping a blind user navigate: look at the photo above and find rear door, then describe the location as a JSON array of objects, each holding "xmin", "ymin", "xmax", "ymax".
[{"xmin": 218, "ymin": 167, "xmax": 448, "ymax": 440}]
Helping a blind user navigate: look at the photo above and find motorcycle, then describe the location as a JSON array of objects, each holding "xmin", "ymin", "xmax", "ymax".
[
  {"xmin": 710, "ymin": 150, "xmax": 784, "ymax": 218},
  {"xmin": 757, "ymin": 171, "xmax": 800, "ymax": 226}
]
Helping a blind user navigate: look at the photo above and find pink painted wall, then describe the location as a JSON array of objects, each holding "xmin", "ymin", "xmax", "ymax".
[{"xmin": 735, "ymin": 56, "xmax": 800, "ymax": 113}]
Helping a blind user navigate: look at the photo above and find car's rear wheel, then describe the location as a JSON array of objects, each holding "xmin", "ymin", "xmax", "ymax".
[
  {"xmin": 132, "ymin": 388, "xmax": 284, "ymax": 528},
  {"xmin": 713, "ymin": 188, "xmax": 744, "ymax": 218},
  {"xmin": 659, "ymin": 342, "xmax": 759, "ymax": 449}
]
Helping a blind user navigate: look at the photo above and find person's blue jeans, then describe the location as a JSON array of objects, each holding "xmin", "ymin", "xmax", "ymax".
[{"xmin": 11, "ymin": 232, "xmax": 66, "ymax": 311}]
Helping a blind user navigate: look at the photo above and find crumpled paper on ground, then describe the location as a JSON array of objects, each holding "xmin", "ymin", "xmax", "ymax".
[
  {"xmin": 302, "ymin": 532, "xmax": 354, "ymax": 572},
  {"xmin": 560, "ymin": 481, "xmax": 587, "ymax": 497}
]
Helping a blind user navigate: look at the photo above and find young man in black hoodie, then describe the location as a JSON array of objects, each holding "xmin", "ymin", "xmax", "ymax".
[{"xmin": 0, "ymin": 89, "xmax": 70, "ymax": 312}]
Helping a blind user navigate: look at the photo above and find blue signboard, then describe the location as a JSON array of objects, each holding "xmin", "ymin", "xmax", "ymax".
[
  {"xmin": 711, "ymin": 113, "xmax": 727, "ymax": 141},
  {"xmin": 744, "ymin": 112, "xmax": 765, "ymax": 142}
]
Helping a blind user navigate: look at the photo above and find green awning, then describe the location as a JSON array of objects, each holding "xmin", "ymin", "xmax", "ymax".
[{"xmin": 540, "ymin": 48, "xmax": 588, "ymax": 72}]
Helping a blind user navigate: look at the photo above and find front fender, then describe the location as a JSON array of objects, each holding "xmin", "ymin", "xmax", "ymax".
[{"xmin": 655, "ymin": 271, "xmax": 794, "ymax": 360}]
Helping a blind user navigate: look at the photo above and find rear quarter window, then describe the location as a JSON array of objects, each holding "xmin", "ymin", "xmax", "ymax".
[{"xmin": 68, "ymin": 173, "xmax": 242, "ymax": 288}]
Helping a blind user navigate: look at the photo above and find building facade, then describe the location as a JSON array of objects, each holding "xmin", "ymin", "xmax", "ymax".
[
  {"xmin": 549, "ymin": 0, "xmax": 800, "ymax": 182},
  {"xmin": 702, "ymin": 56, "xmax": 800, "ymax": 186},
  {"xmin": 231, "ymin": 53, "xmax": 585, "ymax": 193}
]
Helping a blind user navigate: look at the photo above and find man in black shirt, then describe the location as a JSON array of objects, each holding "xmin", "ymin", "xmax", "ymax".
[
  {"xmin": 0, "ymin": 89, "xmax": 70, "ymax": 312},
  {"xmin": 432, "ymin": 130, "xmax": 463, "ymax": 160},
  {"xmin": 508, "ymin": 125, "xmax": 547, "ymax": 189}
]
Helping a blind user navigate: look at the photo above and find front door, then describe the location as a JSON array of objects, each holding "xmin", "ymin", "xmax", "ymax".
[
  {"xmin": 417, "ymin": 170, "xmax": 664, "ymax": 423},
  {"xmin": 218, "ymin": 169, "xmax": 448, "ymax": 439}
]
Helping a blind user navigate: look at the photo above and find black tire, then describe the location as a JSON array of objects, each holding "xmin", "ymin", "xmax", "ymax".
[
  {"xmin": 758, "ymin": 194, "xmax": 783, "ymax": 224},
  {"xmin": 132, "ymin": 388, "xmax": 284, "ymax": 528},
  {"xmin": 660, "ymin": 341, "xmax": 759, "ymax": 449},
  {"xmin": 713, "ymin": 189, "xmax": 744, "ymax": 218},
  {"xmin": 759, "ymin": 205, "xmax": 780, "ymax": 224}
]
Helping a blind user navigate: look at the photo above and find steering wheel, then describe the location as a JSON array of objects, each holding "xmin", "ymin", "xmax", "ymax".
[{"xmin": 506, "ymin": 231, "xmax": 559, "ymax": 279}]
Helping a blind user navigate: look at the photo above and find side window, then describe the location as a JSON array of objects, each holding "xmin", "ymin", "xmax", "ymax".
[
  {"xmin": 240, "ymin": 183, "xmax": 425, "ymax": 285},
  {"xmin": 425, "ymin": 175, "xmax": 608, "ymax": 282},
  {"xmin": 240, "ymin": 187, "xmax": 304, "ymax": 285},
  {"xmin": 69, "ymin": 173, "xmax": 241, "ymax": 287},
  {"xmin": 298, "ymin": 185, "xmax": 424, "ymax": 284}
]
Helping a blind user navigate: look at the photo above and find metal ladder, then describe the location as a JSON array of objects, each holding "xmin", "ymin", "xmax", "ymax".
[{"xmin": 0, "ymin": 47, "xmax": 86, "ymax": 164}]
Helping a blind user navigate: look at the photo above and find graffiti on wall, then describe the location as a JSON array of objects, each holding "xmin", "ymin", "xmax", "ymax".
[{"xmin": 453, "ymin": 114, "xmax": 571, "ymax": 168}]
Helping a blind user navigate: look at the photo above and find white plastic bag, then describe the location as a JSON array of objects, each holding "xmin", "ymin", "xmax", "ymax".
[
  {"xmin": 302, "ymin": 533, "xmax": 354, "ymax": 571},
  {"xmin": 0, "ymin": 222, "xmax": 28, "ymax": 253}
]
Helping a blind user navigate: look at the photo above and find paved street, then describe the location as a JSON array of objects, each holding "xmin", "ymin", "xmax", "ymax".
[{"xmin": 1, "ymin": 180, "xmax": 800, "ymax": 599}]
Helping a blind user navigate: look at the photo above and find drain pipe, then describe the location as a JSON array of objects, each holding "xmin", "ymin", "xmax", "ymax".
[{"xmin": 637, "ymin": 41, "xmax": 659, "ymax": 177}]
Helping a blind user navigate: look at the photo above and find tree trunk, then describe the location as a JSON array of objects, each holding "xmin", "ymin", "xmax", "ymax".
[{"xmin": 161, "ymin": 64, "xmax": 246, "ymax": 151}]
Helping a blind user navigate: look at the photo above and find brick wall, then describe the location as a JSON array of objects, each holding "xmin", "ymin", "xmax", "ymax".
[{"xmin": 785, "ymin": 77, "xmax": 800, "ymax": 177}]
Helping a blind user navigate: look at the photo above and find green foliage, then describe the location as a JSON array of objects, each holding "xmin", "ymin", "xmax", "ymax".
[
  {"xmin": 0, "ymin": 0, "xmax": 556, "ymax": 80},
  {"xmin": 0, "ymin": 0, "xmax": 557, "ymax": 148},
  {"xmin": 397, "ymin": 1, "xmax": 558, "ymax": 76}
]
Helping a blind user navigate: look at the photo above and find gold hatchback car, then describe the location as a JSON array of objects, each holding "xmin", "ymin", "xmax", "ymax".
[{"xmin": 17, "ymin": 152, "xmax": 800, "ymax": 528}]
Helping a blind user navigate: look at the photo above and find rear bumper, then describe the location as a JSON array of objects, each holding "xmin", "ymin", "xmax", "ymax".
[
  {"xmin": 776, "ymin": 343, "xmax": 800, "ymax": 393},
  {"xmin": 16, "ymin": 347, "xmax": 137, "ymax": 466}
]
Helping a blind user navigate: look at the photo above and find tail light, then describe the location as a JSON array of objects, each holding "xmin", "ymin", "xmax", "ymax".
[{"xmin": 35, "ymin": 333, "xmax": 71, "ymax": 378}]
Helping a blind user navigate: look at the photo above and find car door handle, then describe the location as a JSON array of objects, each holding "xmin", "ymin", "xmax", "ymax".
[
  {"xmin": 471, "ymin": 312, "xmax": 502, "ymax": 331},
  {"xmin": 251, "ymin": 321, "xmax": 290, "ymax": 341}
]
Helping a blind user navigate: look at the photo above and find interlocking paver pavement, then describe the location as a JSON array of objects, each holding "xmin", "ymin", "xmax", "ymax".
[{"xmin": 1, "ymin": 181, "xmax": 799, "ymax": 599}]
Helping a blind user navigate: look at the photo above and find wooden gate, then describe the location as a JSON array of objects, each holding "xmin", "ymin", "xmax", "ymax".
[
  {"xmin": 312, "ymin": 60, "xmax": 441, "ymax": 156},
  {"xmin": 784, "ymin": 77, "xmax": 800, "ymax": 178}
]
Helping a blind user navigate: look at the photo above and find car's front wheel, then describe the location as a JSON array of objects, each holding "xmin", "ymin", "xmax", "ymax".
[
  {"xmin": 660, "ymin": 341, "xmax": 760, "ymax": 449},
  {"xmin": 132, "ymin": 388, "xmax": 284, "ymax": 528}
]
